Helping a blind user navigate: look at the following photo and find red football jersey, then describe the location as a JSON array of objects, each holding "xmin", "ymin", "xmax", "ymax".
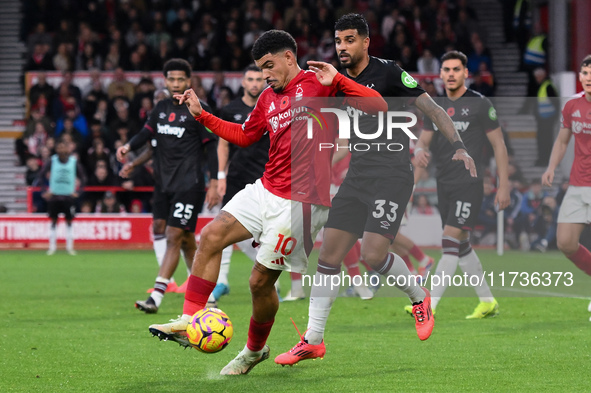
[
  {"xmin": 561, "ymin": 95, "xmax": 591, "ymax": 186},
  {"xmin": 241, "ymin": 70, "xmax": 339, "ymax": 206}
]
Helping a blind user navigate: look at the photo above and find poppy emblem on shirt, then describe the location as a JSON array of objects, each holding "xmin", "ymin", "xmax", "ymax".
[
  {"xmin": 280, "ymin": 96, "xmax": 289, "ymax": 110},
  {"xmin": 168, "ymin": 113, "xmax": 176, "ymax": 122},
  {"xmin": 586, "ymin": 109, "xmax": 591, "ymax": 120},
  {"xmin": 447, "ymin": 107, "xmax": 455, "ymax": 117}
]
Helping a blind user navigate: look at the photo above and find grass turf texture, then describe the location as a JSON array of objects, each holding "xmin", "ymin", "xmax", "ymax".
[{"xmin": 1, "ymin": 249, "xmax": 590, "ymax": 392}]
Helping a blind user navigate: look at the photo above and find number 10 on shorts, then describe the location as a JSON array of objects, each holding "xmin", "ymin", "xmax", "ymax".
[{"xmin": 274, "ymin": 233, "xmax": 297, "ymax": 256}]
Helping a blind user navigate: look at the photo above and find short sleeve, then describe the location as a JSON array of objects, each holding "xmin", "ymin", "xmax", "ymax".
[
  {"xmin": 561, "ymin": 99, "xmax": 572, "ymax": 129},
  {"xmin": 388, "ymin": 62, "xmax": 426, "ymax": 98},
  {"xmin": 481, "ymin": 97, "xmax": 500, "ymax": 132}
]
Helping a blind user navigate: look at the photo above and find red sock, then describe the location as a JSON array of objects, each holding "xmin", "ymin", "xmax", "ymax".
[
  {"xmin": 409, "ymin": 245, "xmax": 426, "ymax": 262},
  {"xmin": 290, "ymin": 272, "xmax": 302, "ymax": 280},
  {"xmin": 246, "ymin": 317, "xmax": 274, "ymax": 352},
  {"xmin": 344, "ymin": 242, "xmax": 362, "ymax": 277},
  {"xmin": 402, "ymin": 255, "xmax": 416, "ymax": 273},
  {"xmin": 183, "ymin": 275, "xmax": 216, "ymax": 316},
  {"xmin": 567, "ymin": 244, "xmax": 591, "ymax": 276}
]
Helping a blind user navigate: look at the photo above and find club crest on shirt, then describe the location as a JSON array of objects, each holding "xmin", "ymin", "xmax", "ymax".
[{"xmin": 180, "ymin": 115, "xmax": 187, "ymax": 122}]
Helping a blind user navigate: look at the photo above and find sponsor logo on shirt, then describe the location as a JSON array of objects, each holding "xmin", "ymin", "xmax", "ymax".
[
  {"xmin": 571, "ymin": 120, "xmax": 591, "ymax": 134},
  {"xmin": 157, "ymin": 123, "xmax": 186, "ymax": 138},
  {"xmin": 433, "ymin": 121, "xmax": 471, "ymax": 133},
  {"xmin": 401, "ymin": 71, "xmax": 418, "ymax": 88}
]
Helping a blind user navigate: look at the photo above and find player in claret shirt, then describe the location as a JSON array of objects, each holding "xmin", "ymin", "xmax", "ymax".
[
  {"xmin": 542, "ymin": 55, "xmax": 591, "ymax": 315},
  {"xmin": 116, "ymin": 59, "xmax": 220, "ymax": 314},
  {"xmin": 148, "ymin": 30, "xmax": 387, "ymax": 375},
  {"xmin": 412, "ymin": 51, "xmax": 510, "ymax": 319}
]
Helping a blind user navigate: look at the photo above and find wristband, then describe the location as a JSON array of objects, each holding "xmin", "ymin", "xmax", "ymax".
[
  {"xmin": 217, "ymin": 171, "xmax": 226, "ymax": 180},
  {"xmin": 414, "ymin": 147, "xmax": 424, "ymax": 154},
  {"xmin": 452, "ymin": 141, "xmax": 467, "ymax": 151}
]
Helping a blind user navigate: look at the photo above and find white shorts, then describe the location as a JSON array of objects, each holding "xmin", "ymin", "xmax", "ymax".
[
  {"xmin": 557, "ymin": 186, "xmax": 591, "ymax": 224},
  {"xmin": 222, "ymin": 179, "xmax": 329, "ymax": 273}
]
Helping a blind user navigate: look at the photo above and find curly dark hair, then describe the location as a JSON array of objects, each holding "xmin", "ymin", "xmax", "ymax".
[
  {"xmin": 251, "ymin": 30, "xmax": 297, "ymax": 61},
  {"xmin": 335, "ymin": 13, "xmax": 369, "ymax": 37},
  {"xmin": 163, "ymin": 58, "xmax": 191, "ymax": 78},
  {"xmin": 441, "ymin": 51, "xmax": 468, "ymax": 67}
]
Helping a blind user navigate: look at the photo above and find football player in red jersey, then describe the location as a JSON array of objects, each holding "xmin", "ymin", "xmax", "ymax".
[
  {"xmin": 542, "ymin": 55, "xmax": 591, "ymax": 315},
  {"xmin": 148, "ymin": 30, "xmax": 387, "ymax": 375}
]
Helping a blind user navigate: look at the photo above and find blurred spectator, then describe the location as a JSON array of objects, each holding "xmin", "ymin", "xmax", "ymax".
[
  {"xmin": 104, "ymin": 42, "xmax": 122, "ymax": 71},
  {"xmin": 98, "ymin": 191, "xmax": 126, "ymax": 213},
  {"xmin": 55, "ymin": 105, "xmax": 89, "ymax": 141},
  {"xmin": 417, "ymin": 48, "xmax": 440, "ymax": 74},
  {"xmin": 53, "ymin": 19, "xmax": 76, "ymax": 53},
  {"xmin": 532, "ymin": 67, "xmax": 559, "ymax": 167},
  {"xmin": 27, "ymin": 22, "xmax": 53, "ymax": 53},
  {"xmin": 85, "ymin": 137, "xmax": 110, "ymax": 178},
  {"xmin": 475, "ymin": 177, "xmax": 498, "ymax": 243},
  {"xmin": 208, "ymin": 72, "xmax": 231, "ymax": 111},
  {"xmin": 85, "ymin": 159, "xmax": 117, "ymax": 204},
  {"xmin": 76, "ymin": 43, "xmax": 102, "ymax": 71},
  {"xmin": 29, "ymin": 72, "xmax": 55, "ymax": 113},
  {"xmin": 25, "ymin": 43, "xmax": 54, "ymax": 71},
  {"xmin": 412, "ymin": 194, "xmax": 436, "ymax": 215},
  {"xmin": 53, "ymin": 43, "xmax": 73, "ymax": 72},
  {"xmin": 414, "ymin": 167, "xmax": 438, "ymax": 206},
  {"xmin": 514, "ymin": 179, "xmax": 547, "ymax": 251},
  {"xmin": 420, "ymin": 77, "xmax": 439, "ymax": 97},
  {"xmin": 469, "ymin": 71, "xmax": 494, "ymax": 97},
  {"xmin": 467, "ymin": 38, "xmax": 492, "ymax": 74},
  {"xmin": 59, "ymin": 71, "xmax": 83, "ymax": 107},
  {"xmin": 107, "ymin": 67, "xmax": 135, "ymax": 100},
  {"xmin": 24, "ymin": 121, "xmax": 49, "ymax": 158},
  {"xmin": 25, "ymin": 156, "xmax": 41, "ymax": 185},
  {"xmin": 284, "ymin": 0, "xmax": 309, "ymax": 29},
  {"xmin": 80, "ymin": 199, "xmax": 95, "ymax": 213}
]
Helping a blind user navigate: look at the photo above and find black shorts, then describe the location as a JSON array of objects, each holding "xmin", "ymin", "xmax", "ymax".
[
  {"xmin": 437, "ymin": 181, "xmax": 483, "ymax": 231},
  {"xmin": 48, "ymin": 196, "xmax": 76, "ymax": 221},
  {"xmin": 152, "ymin": 184, "xmax": 205, "ymax": 232},
  {"xmin": 325, "ymin": 175, "xmax": 413, "ymax": 241},
  {"xmin": 222, "ymin": 176, "xmax": 257, "ymax": 207}
]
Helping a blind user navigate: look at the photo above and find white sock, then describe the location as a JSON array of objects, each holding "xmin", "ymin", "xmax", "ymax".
[
  {"xmin": 459, "ymin": 250, "xmax": 495, "ymax": 303},
  {"xmin": 305, "ymin": 271, "xmax": 340, "ymax": 344},
  {"xmin": 241, "ymin": 344, "xmax": 262, "ymax": 357},
  {"xmin": 237, "ymin": 239, "xmax": 258, "ymax": 261},
  {"xmin": 151, "ymin": 276, "xmax": 170, "ymax": 307},
  {"xmin": 219, "ymin": 245, "xmax": 233, "ymax": 286},
  {"xmin": 207, "ymin": 293, "xmax": 216, "ymax": 304},
  {"xmin": 381, "ymin": 253, "xmax": 425, "ymax": 303},
  {"xmin": 431, "ymin": 254, "xmax": 460, "ymax": 310},
  {"xmin": 181, "ymin": 314, "xmax": 192, "ymax": 322},
  {"xmin": 66, "ymin": 225, "xmax": 74, "ymax": 251},
  {"xmin": 48, "ymin": 225, "xmax": 57, "ymax": 252},
  {"xmin": 153, "ymin": 236, "xmax": 166, "ymax": 267}
]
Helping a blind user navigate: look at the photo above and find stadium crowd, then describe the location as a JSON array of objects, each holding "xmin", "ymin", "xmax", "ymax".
[{"xmin": 17, "ymin": 0, "xmax": 563, "ymax": 251}]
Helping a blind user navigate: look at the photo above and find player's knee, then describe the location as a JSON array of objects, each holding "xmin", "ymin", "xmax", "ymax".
[
  {"xmin": 199, "ymin": 222, "xmax": 226, "ymax": 251},
  {"xmin": 360, "ymin": 249, "xmax": 388, "ymax": 267},
  {"xmin": 557, "ymin": 237, "xmax": 578, "ymax": 256}
]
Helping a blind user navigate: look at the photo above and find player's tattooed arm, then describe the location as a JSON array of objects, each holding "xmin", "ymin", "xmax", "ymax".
[{"xmin": 415, "ymin": 93, "xmax": 477, "ymax": 177}]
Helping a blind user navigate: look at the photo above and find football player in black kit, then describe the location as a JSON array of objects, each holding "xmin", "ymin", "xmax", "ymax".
[
  {"xmin": 276, "ymin": 14, "xmax": 477, "ymax": 366},
  {"xmin": 208, "ymin": 65, "xmax": 269, "ymax": 305},
  {"xmin": 116, "ymin": 59, "xmax": 220, "ymax": 313},
  {"xmin": 411, "ymin": 50, "xmax": 510, "ymax": 319}
]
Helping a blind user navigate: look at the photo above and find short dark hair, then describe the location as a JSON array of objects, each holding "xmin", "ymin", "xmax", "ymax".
[
  {"xmin": 441, "ymin": 51, "xmax": 468, "ymax": 67},
  {"xmin": 335, "ymin": 13, "xmax": 369, "ymax": 37},
  {"xmin": 244, "ymin": 64, "xmax": 262, "ymax": 74},
  {"xmin": 251, "ymin": 30, "xmax": 297, "ymax": 61},
  {"xmin": 163, "ymin": 58, "xmax": 191, "ymax": 78},
  {"xmin": 581, "ymin": 55, "xmax": 591, "ymax": 69}
]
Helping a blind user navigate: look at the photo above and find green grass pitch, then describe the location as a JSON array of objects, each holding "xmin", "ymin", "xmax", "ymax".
[{"xmin": 1, "ymin": 249, "xmax": 590, "ymax": 392}]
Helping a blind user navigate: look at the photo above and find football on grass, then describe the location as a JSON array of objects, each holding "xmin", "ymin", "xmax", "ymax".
[{"xmin": 186, "ymin": 308, "xmax": 234, "ymax": 353}]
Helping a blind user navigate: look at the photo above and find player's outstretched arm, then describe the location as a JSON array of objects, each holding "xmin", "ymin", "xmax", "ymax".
[
  {"xmin": 175, "ymin": 89, "xmax": 255, "ymax": 148},
  {"xmin": 415, "ymin": 93, "xmax": 477, "ymax": 177},
  {"xmin": 413, "ymin": 130, "xmax": 434, "ymax": 169},
  {"xmin": 308, "ymin": 60, "xmax": 388, "ymax": 113},
  {"xmin": 542, "ymin": 127, "xmax": 572, "ymax": 187},
  {"xmin": 216, "ymin": 139, "xmax": 230, "ymax": 196},
  {"xmin": 486, "ymin": 127, "xmax": 510, "ymax": 210}
]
